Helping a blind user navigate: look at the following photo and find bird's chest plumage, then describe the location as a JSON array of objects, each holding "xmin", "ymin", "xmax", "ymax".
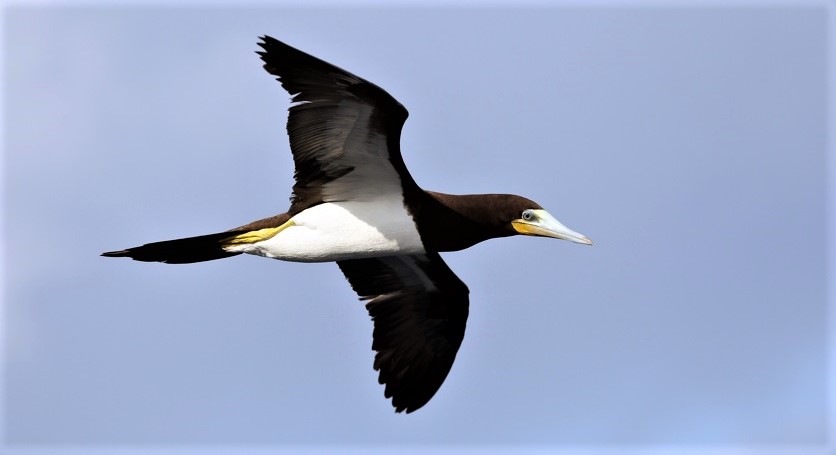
[{"xmin": 244, "ymin": 199, "xmax": 426, "ymax": 262}]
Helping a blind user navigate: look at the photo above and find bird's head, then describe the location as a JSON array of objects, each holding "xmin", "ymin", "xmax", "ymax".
[
  {"xmin": 422, "ymin": 192, "xmax": 592, "ymax": 251},
  {"xmin": 503, "ymin": 196, "xmax": 592, "ymax": 245}
]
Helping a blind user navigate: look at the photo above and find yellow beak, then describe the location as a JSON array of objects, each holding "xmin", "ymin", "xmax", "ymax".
[{"xmin": 512, "ymin": 209, "xmax": 592, "ymax": 245}]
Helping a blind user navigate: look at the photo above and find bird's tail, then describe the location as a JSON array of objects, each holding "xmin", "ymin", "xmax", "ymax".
[
  {"xmin": 103, "ymin": 213, "xmax": 293, "ymax": 264},
  {"xmin": 101, "ymin": 231, "xmax": 245, "ymax": 264}
]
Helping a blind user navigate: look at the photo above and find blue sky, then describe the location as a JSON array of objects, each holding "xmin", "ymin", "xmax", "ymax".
[{"xmin": 2, "ymin": 2, "xmax": 832, "ymax": 454}]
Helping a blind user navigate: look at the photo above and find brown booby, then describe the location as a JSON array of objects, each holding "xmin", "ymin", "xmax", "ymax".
[{"xmin": 102, "ymin": 36, "xmax": 592, "ymax": 413}]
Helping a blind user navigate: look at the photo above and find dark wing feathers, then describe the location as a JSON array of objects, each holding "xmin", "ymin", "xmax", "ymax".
[
  {"xmin": 338, "ymin": 253, "xmax": 469, "ymax": 413},
  {"xmin": 257, "ymin": 36, "xmax": 415, "ymax": 212}
]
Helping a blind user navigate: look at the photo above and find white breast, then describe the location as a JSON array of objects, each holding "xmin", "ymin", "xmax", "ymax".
[{"xmin": 230, "ymin": 199, "xmax": 426, "ymax": 263}]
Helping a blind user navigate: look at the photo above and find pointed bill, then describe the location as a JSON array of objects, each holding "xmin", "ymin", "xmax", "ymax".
[{"xmin": 511, "ymin": 209, "xmax": 592, "ymax": 245}]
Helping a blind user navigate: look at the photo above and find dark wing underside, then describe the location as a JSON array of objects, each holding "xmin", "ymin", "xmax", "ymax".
[
  {"xmin": 257, "ymin": 36, "xmax": 417, "ymax": 212},
  {"xmin": 337, "ymin": 253, "xmax": 470, "ymax": 413}
]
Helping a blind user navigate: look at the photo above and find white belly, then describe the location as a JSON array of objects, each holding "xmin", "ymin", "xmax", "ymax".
[{"xmin": 231, "ymin": 200, "xmax": 426, "ymax": 262}]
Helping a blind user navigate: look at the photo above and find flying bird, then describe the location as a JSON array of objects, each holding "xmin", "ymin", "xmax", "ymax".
[{"xmin": 102, "ymin": 36, "xmax": 592, "ymax": 413}]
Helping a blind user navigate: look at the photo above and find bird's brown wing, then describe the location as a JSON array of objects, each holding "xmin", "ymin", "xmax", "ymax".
[{"xmin": 337, "ymin": 252, "xmax": 470, "ymax": 413}]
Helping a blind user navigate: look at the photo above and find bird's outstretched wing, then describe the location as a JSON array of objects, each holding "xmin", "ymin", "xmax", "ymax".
[
  {"xmin": 257, "ymin": 36, "xmax": 417, "ymax": 212},
  {"xmin": 337, "ymin": 253, "xmax": 470, "ymax": 413}
]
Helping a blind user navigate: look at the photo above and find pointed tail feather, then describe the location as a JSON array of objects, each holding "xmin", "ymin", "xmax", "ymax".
[{"xmin": 102, "ymin": 231, "xmax": 245, "ymax": 264}]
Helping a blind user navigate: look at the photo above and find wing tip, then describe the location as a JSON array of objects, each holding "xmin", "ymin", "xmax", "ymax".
[
  {"xmin": 390, "ymin": 395, "xmax": 429, "ymax": 414},
  {"xmin": 256, "ymin": 35, "xmax": 283, "ymax": 53}
]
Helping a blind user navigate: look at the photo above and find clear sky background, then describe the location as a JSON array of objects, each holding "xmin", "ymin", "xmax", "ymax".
[{"xmin": 2, "ymin": 2, "xmax": 832, "ymax": 454}]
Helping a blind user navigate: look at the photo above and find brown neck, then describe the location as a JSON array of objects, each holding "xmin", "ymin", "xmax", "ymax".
[{"xmin": 410, "ymin": 191, "xmax": 516, "ymax": 252}]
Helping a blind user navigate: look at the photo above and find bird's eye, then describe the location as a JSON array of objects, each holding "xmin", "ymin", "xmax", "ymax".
[{"xmin": 522, "ymin": 210, "xmax": 534, "ymax": 221}]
